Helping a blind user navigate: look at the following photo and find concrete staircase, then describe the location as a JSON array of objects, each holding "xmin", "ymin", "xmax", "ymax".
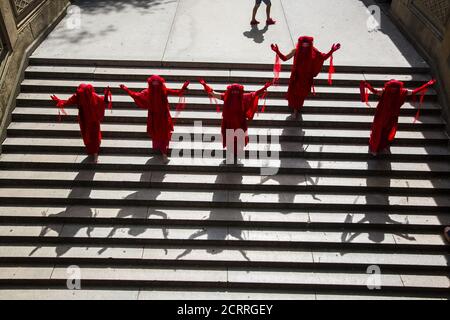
[{"xmin": 0, "ymin": 57, "xmax": 448, "ymax": 299}]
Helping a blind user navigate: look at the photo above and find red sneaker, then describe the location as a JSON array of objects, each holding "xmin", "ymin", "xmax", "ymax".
[
  {"xmin": 266, "ymin": 18, "xmax": 276, "ymax": 25},
  {"xmin": 250, "ymin": 20, "xmax": 260, "ymax": 25}
]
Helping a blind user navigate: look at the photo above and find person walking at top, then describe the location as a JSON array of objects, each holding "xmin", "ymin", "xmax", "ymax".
[{"xmin": 251, "ymin": 0, "xmax": 276, "ymax": 26}]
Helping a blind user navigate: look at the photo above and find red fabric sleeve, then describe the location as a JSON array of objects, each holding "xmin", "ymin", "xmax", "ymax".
[
  {"xmin": 126, "ymin": 88, "xmax": 150, "ymax": 110},
  {"xmin": 244, "ymin": 92, "xmax": 259, "ymax": 120},
  {"xmin": 411, "ymin": 79, "xmax": 436, "ymax": 122},
  {"xmin": 53, "ymin": 93, "xmax": 78, "ymax": 119},
  {"xmin": 94, "ymin": 94, "xmax": 107, "ymax": 122}
]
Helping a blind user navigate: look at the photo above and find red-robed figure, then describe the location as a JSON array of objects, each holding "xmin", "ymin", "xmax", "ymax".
[
  {"xmin": 271, "ymin": 36, "xmax": 341, "ymax": 117},
  {"xmin": 199, "ymin": 79, "xmax": 271, "ymax": 163},
  {"xmin": 51, "ymin": 84, "xmax": 112, "ymax": 156},
  {"xmin": 120, "ymin": 75, "xmax": 189, "ymax": 162},
  {"xmin": 360, "ymin": 79, "xmax": 436, "ymax": 155}
]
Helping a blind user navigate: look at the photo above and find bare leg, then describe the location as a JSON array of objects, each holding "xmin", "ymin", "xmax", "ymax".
[
  {"xmin": 266, "ymin": 4, "xmax": 276, "ymax": 24},
  {"xmin": 251, "ymin": 5, "xmax": 260, "ymax": 24},
  {"xmin": 266, "ymin": 4, "xmax": 271, "ymax": 19}
]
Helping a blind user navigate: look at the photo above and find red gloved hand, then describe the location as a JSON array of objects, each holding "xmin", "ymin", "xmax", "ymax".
[
  {"xmin": 332, "ymin": 43, "xmax": 341, "ymax": 52},
  {"xmin": 182, "ymin": 81, "xmax": 190, "ymax": 91},
  {"xmin": 199, "ymin": 79, "xmax": 212, "ymax": 93},
  {"xmin": 271, "ymin": 44, "xmax": 280, "ymax": 54}
]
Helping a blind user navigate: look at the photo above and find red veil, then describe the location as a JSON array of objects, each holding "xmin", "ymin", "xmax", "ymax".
[
  {"xmin": 287, "ymin": 36, "xmax": 328, "ymax": 110},
  {"xmin": 123, "ymin": 75, "xmax": 188, "ymax": 155},
  {"xmin": 220, "ymin": 84, "xmax": 260, "ymax": 149},
  {"xmin": 52, "ymin": 83, "xmax": 110, "ymax": 155}
]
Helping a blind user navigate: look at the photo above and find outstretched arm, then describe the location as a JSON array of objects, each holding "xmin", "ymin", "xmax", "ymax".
[
  {"xmin": 120, "ymin": 84, "xmax": 149, "ymax": 109},
  {"xmin": 360, "ymin": 81, "xmax": 382, "ymax": 96},
  {"xmin": 323, "ymin": 43, "xmax": 341, "ymax": 60},
  {"xmin": 408, "ymin": 79, "xmax": 436, "ymax": 96},
  {"xmin": 50, "ymin": 93, "xmax": 78, "ymax": 117},
  {"xmin": 199, "ymin": 79, "xmax": 223, "ymax": 100},
  {"xmin": 167, "ymin": 81, "xmax": 190, "ymax": 95},
  {"xmin": 271, "ymin": 44, "xmax": 295, "ymax": 61},
  {"xmin": 51, "ymin": 93, "xmax": 78, "ymax": 108},
  {"xmin": 255, "ymin": 81, "xmax": 272, "ymax": 96}
]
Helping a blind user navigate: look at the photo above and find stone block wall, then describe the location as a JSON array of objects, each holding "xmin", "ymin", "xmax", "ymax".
[
  {"xmin": 0, "ymin": 0, "xmax": 70, "ymax": 143},
  {"xmin": 391, "ymin": 0, "xmax": 450, "ymax": 134}
]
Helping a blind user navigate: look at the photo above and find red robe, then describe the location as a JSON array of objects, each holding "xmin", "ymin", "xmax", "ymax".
[
  {"xmin": 220, "ymin": 84, "xmax": 260, "ymax": 152},
  {"xmin": 361, "ymin": 79, "xmax": 436, "ymax": 153},
  {"xmin": 287, "ymin": 36, "xmax": 331, "ymax": 110},
  {"xmin": 201, "ymin": 82, "xmax": 268, "ymax": 155},
  {"xmin": 123, "ymin": 75, "xmax": 187, "ymax": 155},
  {"xmin": 53, "ymin": 84, "xmax": 109, "ymax": 155}
]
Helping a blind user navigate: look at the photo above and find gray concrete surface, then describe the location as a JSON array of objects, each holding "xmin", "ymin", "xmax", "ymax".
[{"xmin": 32, "ymin": 0, "xmax": 428, "ymax": 67}]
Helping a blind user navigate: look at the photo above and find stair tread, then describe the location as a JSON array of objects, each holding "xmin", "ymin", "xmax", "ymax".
[
  {"xmin": 0, "ymin": 206, "xmax": 448, "ymax": 227},
  {"xmin": 3, "ymin": 266, "xmax": 447, "ymax": 289},
  {"xmin": 17, "ymin": 93, "xmax": 442, "ymax": 111},
  {"xmin": 25, "ymin": 65, "xmax": 432, "ymax": 83},
  {"xmin": 2, "ymin": 153, "xmax": 449, "ymax": 173},
  {"xmin": 8, "ymin": 122, "xmax": 448, "ymax": 140},
  {"xmin": 12, "ymin": 107, "xmax": 445, "ymax": 124},
  {"xmin": 0, "ymin": 245, "xmax": 448, "ymax": 268},
  {"xmin": 20, "ymin": 79, "xmax": 438, "ymax": 95},
  {"xmin": 1, "ymin": 170, "xmax": 449, "ymax": 189},
  {"xmin": 4, "ymin": 137, "xmax": 449, "ymax": 156},
  {"xmin": 0, "ymin": 224, "xmax": 446, "ymax": 246}
]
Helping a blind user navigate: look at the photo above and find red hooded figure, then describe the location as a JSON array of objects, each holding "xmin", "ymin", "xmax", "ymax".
[
  {"xmin": 360, "ymin": 79, "xmax": 436, "ymax": 154},
  {"xmin": 120, "ymin": 76, "xmax": 189, "ymax": 156},
  {"xmin": 200, "ymin": 80, "xmax": 271, "ymax": 157},
  {"xmin": 51, "ymin": 84, "xmax": 112, "ymax": 155},
  {"xmin": 271, "ymin": 36, "xmax": 340, "ymax": 112}
]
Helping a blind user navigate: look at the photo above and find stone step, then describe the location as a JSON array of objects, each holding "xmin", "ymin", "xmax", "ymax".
[
  {"xmin": 7, "ymin": 122, "xmax": 449, "ymax": 146},
  {"xmin": 17, "ymin": 93, "xmax": 442, "ymax": 116},
  {"xmin": 11, "ymin": 108, "xmax": 446, "ymax": 131},
  {"xmin": 0, "ymin": 264, "xmax": 447, "ymax": 291},
  {"xmin": 0, "ymin": 187, "xmax": 448, "ymax": 213},
  {"xmin": 0, "ymin": 245, "xmax": 448, "ymax": 270},
  {"xmin": 23, "ymin": 65, "xmax": 433, "ymax": 87},
  {"xmin": 0, "ymin": 170, "xmax": 448, "ymax": 195},
  {"xmin": 3, "ymin": 137, "xmax": 449, "ymax": 162},
  {"xmin": 1, "ymin": 154, "xmax": 449, "ymax": 178},
  {"xmin": 0, "ymin": 206, "xmax": 448, "ymax": 229},
  {"xmin": 0, "ymin": 223, "xmax": 446, "ymax": 250},
  {"xmin": 20, "ymin": 79, "xmax": 438, "ymax": 101},
  {"xmin": 28, "ymin": 57, "xmax": 432, "ymax": 74}
]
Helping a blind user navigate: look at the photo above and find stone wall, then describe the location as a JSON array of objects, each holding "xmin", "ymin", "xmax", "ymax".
[
  {"xmin": 391, "ymin": 0, "xmax": 450, "ymax": 134},
  {"xmin": 0, "ymin": 0, "xmax": 70, "ymax": 144}
]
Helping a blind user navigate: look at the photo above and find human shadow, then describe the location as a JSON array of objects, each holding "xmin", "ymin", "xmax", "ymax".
[
  {"xmin": 257, "ymin": 113, "xmax": 320, "ymax": 213},
  {"xmin": 97, "ymin": 158, "xmax": 168, "ymax": 254},
  {"xmin": 175, "ymin": 173, "xmax": 250, "ymax": 261},
  {"xmin": 341, "ymin": 153, "xmax": 416, "ymax": 244},
  {"xmin": 243, "ymin": 24, "xmax": 269, "ymax": 44},
  {"xmin": 29, "ymin": 156, "xmax": 97, "ymax": 257}
]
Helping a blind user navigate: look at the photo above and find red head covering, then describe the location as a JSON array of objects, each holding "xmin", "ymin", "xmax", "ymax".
[
  {"xmin": 147, "ymin": 75, "xmax": 169, "ymax": 110},
  {"xmin": 75, "ymin": 83, "xmax": 107, "ymax": 124},
  {"xmin": 293, "ymin": 36, "xmax": 324, "ymax": 80}
]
